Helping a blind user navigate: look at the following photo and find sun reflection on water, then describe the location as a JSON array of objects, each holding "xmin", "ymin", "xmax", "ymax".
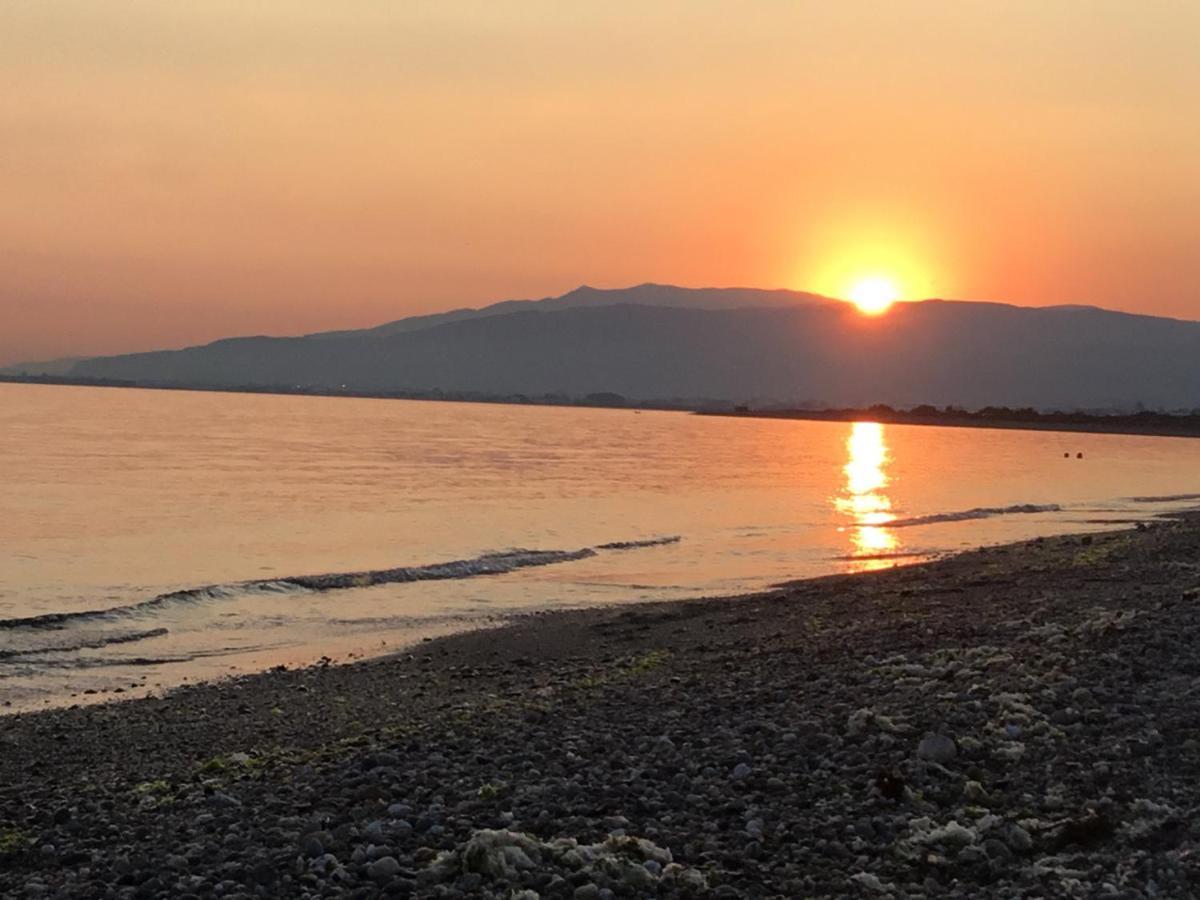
[{"xmin": 835, "ymin": 421, "xmax": 899, "ymax": 569}]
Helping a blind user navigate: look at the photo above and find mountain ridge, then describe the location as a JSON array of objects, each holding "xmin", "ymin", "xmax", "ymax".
[
  {"xmin": 305, "ymin": 282, "xmax": 834, "ymax": 341},
  {"xmin": 6, "ymin": 284, "xmax": 1197, "ymax": 410}
]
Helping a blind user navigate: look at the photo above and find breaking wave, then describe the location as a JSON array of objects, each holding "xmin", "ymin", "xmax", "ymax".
[
  {"xmin": 0, "ymin": 537, "xmax": 681, "ymax": 632},
  {"xmin": 881, "ymin": 504, "xmax": 1062, "ymax": 529}
]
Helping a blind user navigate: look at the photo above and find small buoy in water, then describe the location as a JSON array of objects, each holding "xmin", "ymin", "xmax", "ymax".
[
  {"xmin": 1063, "ymin": 452, "xmax": 1069, "ymax": 458},
  {"xmin": 1077, "ymin": 452, "xmax": 1083, "ymax": 459}
]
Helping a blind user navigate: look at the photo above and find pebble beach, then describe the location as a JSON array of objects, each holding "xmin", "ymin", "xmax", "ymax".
[{"xmin": 2, "ymin": 515, "xmax": 1199, "ymax": 898}]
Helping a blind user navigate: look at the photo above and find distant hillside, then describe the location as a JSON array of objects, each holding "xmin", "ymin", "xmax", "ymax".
[
  {"xmin": 0, "ymin": 356, "xmax": 85, "ymax": 377},
  {"xmin": 68, "ymin": 285, "xmax": 1200, "ymax": 410}
]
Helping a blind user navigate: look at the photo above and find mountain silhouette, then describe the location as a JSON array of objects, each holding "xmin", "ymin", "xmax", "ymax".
[{"xmin": 62, "ymin": 284, "xmax": 1200, "ymax": 410}]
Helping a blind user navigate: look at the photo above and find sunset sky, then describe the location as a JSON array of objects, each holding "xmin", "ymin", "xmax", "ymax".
[{"xmin": 3, "ymin": 1, "xmax": 1199, "ymax": 365}]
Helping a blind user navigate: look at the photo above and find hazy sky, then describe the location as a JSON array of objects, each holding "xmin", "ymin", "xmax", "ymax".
[{"xmin": 3, "ymin": 1, "xmax": 1199, "ymax": 364}]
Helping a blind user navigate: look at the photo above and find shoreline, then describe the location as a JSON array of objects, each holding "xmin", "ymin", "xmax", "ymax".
[
  {"xmin": 2, "ymin": 516, "xmax": 1199, "ymax": 896},
  {"xmin": 0, "ymin": 375, "xmax": 691, "ymax": 415},
  {"xmin": 701, "ymin": 408, "xmax": 1200, "ymax": 440},
  {"xmin": 6, "ymin": 376, "xmax": 1200, "ymax": 440}
]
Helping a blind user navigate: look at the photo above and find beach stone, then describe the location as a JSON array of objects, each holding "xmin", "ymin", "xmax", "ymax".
[
  {"xmin": 853, "ymin": 818, "xmax": 877, "ymax": 840},
  {"xmin": 310, "ymin": 852, "xmax": 339, "ymax": 875},
  {"xmin": 850, "ymin": 872, "xmax": 889, "ymax": 893},
  {"xmin": 958, "ymin": 845, "xmax": 988, "ymax": 866},
  {"xmin": 413, "ymin": 815, "xmax": 435, "ymax": 834},
  {"xmin": 250, "ymin": 859, "xmax": 276, "ymax": 885},
  {"xmin": 392, "ymin": 820, "xmax": 414, "ymax": 840},
  {"xmin": 367, "ymin": 844, "xmax": 395, "ymax": 861},
  {"xmin": 672, "ymin": 867, "xmax": 707, "ymax": 891},
  {"xmin": 1004, "ymin": 824, "xmax": 1033, "ymax": 853},
  {"xmin": 731, "ymin": 763, "xmax": 752, "ymax": 781},
  {"xmin": 369, "ymin": 856, "xmax": 403, "ymax": 883},
  {"xmin": 916, "ymin": 733, "xmax": 957, "ymax": 763},
  {"xmin": 364, "ymin": 820, "xmax": 387, "ymax": 841},
  {"xmin": 983, "ymin": 838, "xmax": 1013, "ymax": 862},
  {"xmin": 963, "ymin": 780, "xmax": 989, "ymax": 803},
  {"xmin": 299, "ymin": 835, "xmax": 324, "ymax": 859}
]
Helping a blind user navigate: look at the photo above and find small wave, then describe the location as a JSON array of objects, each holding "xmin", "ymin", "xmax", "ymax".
[
  {"xmin": 569, "ymin": 580, "xmax": 697, "ymax": 592},
  {"xmin": 1129, "ymin": 493, "xmax": 1200, "ymax": 503},
  {"xmin": 4, "ymin": 642, "xmax": 291, "ymax": 672},
  {"xmin": 0, "ymin": 538, "xmax": 681, "ymax": 631},
  {"xmin": 0, "ymin": 582, "xmax": 313, "ymax": 630},
  {"xmin": 831, "ymin": 550, "xmax": 925, "ymax": 561},
  {"xmin": 0, "ymin": 627, "xmax": 169, "ymax": 661},
  {"xmin": 284, "ymin": 548, "xmax": 597, "ymax": 591},
  {"xmin": 880, "ymin": 504, "xmax": 1062, "ymax": 529},
  {"xmin": 595, "ymin": 536, "xmax": 681, "ymax": 550}
]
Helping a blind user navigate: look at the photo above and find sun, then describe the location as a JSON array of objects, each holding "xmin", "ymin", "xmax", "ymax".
[{"xmin": 848, "ymin": 278, "xmax": 898, "ymax": 315}]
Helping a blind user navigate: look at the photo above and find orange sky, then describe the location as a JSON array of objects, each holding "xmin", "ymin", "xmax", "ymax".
[{"xmin": 2, "ymin": 2, "xmax": 1198, "ymax": 364}]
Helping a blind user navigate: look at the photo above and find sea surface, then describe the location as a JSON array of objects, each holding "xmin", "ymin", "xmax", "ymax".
[{"xmin": 2, "ymin": 382, "xmax": 1197, "ymax": 711}]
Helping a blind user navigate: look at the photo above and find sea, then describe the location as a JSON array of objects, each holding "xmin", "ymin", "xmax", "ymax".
[{"xmin": 2, "ymin": 382, "xmax": 1197, "ymax": 711}]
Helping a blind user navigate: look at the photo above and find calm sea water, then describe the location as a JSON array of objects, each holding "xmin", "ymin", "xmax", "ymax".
[{"xmin": 2, "ymin": 382, "xmax": 1197, "ymax": 710}]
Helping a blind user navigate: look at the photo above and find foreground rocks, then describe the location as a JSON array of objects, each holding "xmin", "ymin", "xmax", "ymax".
[{"xmin": 2, "ymin": 516, "xmax": 1200, "ymax": 897}]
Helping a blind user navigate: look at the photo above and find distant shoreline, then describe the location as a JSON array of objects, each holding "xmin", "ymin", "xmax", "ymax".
[
  {"xmin": 0, "ymin": 374, "xmax": 688, "ymax": 413},
  {"xmin": 4, "ymin": 373, "xmax": 1199, "ymax": 439},
  {"xmin": 700, "ymin": 406, "xmax": 1200, "ymax": 439}
]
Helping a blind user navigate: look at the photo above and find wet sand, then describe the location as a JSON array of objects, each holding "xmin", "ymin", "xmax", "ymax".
[{"xmin": 2, "ymin": 515, "xmax": 1198, "ymax": 897}]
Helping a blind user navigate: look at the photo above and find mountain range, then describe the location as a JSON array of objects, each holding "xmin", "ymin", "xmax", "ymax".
[{"xmin": 7, "ymin": 284, "xmax": 1200, "ymax": 410}]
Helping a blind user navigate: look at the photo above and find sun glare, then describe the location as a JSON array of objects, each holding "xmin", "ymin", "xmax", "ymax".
[{"xmin": 848, "ymin": 278, "xmax": 898, "ymax": 315}]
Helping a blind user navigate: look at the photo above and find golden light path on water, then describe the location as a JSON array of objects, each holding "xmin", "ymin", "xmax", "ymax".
[{"xmin": 835, "ymin": 421, "xmax": 900, "ymax": 569}]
